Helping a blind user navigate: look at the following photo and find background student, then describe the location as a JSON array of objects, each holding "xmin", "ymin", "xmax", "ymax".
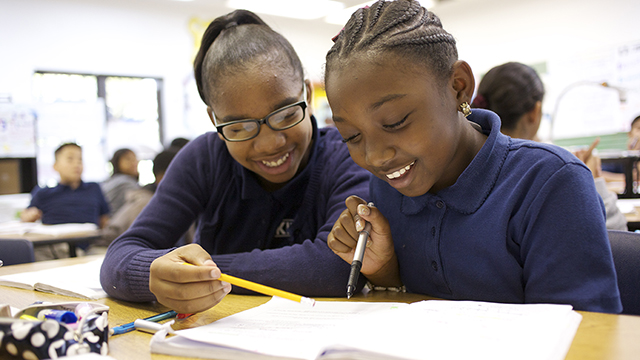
[
  {"xmin": 100, "ymin": 9, "xmax": 370, "ymax": 313},
  {"xmin": 471, "ymin": 61, "xmax": 627, "ymax": 231},
  {"xmin": 325, "ymin": 0, "xmax": 621, "ymax": 313},
  {"xmin": 99, "ymin": 148, "xmax": 182, "ymax": 247},
  {"xmin": 101, "ymin": 148, "xmax": 140, "ymax": 214},
  {"xmin": 20, "ymin": 142, "xmax": 110, "ymax": 259}
]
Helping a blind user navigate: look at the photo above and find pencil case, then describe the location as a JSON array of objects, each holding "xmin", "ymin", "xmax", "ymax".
[{"xmin": 0, "ymin": 301, "xmax": 109, "ymax": 359}]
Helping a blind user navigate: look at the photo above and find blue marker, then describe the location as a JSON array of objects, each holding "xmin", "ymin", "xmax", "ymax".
[
  {"xmin": 110, "ymin": 310, "xmax": 177, "ymax": 335},
  {"xmin": 37, "ymin": 309, "xmax": 78, "ymax": 324}
]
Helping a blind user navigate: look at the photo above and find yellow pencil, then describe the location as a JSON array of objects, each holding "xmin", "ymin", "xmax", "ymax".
[{"xmin": 182, "ymin": 262, "xmax": 315, "ymax": 307}]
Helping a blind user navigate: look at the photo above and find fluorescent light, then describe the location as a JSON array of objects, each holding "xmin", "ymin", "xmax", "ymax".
[
  {"xmin": 226, "ymin": 0, "xmax": 345, "ymax": 20},
  {"xmin": 324, "ymin": 1, "xmax": 375, "ymax": 25},
  {"xmin": 324, "ymin": 0, "xmax": 435, "ymax": 25}
]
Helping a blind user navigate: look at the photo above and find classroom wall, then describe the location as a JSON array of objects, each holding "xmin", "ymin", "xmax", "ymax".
[{"xmin": 1, "ymin": 0, "xmax": 638, "ymax": 153}]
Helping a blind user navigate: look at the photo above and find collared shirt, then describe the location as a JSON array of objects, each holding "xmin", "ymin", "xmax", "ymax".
[
  {"xmin": 101, "ymin": 116, "xmax": 371, "ymax": 301},
  {"xmin": 30, "ymin": 181, "xmax": 110, "ymax": 225},
  {"xmin": 372, "ymin": 109, "xmax": 622, "ymax": 313}
]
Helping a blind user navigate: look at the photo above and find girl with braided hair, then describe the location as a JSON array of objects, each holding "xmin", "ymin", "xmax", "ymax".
[
  {"xmin": 101, "ymin": 9, "xmax": 370, "ymax": 313},
  {"xmin": 326, "ymin": 0, "xmax": 621, "ymax": 313}
]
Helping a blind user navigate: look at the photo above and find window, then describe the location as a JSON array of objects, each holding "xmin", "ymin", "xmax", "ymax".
[{"xmin": 31, "ymin": 72, "xmax": 163, "ymax": 186}]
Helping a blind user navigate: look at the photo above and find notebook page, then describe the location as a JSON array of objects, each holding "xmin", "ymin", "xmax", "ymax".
[
  {"xmin": 175, "ymin": 297, "xmax": 407, "ymax": 360},
  {"xmin": 0, "ymin": 258, "xmax": 107, "ymax": 299}
]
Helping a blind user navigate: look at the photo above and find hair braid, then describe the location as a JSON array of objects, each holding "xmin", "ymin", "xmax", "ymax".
[
  {"xmin": 345, "ymin": 8, "xmax": 366, "ymax": 51},
  {"xmin": 326, "ymin": 0, "xmax": 458, "ymax": 87}
]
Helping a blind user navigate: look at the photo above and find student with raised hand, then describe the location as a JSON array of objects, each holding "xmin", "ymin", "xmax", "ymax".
[
  {"xmin": 325, "ymin": 0, "xmax": 621, "ymax": 313},
  {"xmin": 100, "ymin": 10, "xmax": 370, "ymax": 313},
  {"xmin": 472, "ymin": 61, "xmax": 627, "ymax": 231}
]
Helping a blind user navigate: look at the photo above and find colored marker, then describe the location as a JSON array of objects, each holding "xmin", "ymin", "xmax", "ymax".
[{"xmin": 110, "ymin": 310, "xmax": 177, "ymax": 335}]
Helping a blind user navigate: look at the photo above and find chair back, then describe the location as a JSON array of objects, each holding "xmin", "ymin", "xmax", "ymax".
[
  {"xmin": 0, "ymin": 238, "xmax": 35, "ymax": 266},
  {"xmin": 607, "ymin": 230, "xmax": 640, "ymax": 315}
]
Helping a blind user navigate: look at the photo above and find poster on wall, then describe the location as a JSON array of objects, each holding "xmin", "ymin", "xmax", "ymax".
[
  {"xmin": 547, "ymin": 39, "xmax": 640, "ymax": 141},
  {"xmin": 0, "ymin": 103, "xmax": 37, "ymax": 158}
]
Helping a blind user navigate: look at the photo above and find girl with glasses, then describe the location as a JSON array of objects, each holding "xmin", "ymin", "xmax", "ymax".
[
  {"xmin": 325, "ymin": 0, "xmax": 621, "ymax": 313},
  {"xmin": 100, "ymin": 10, "xmax": 370, "ymax": 313}
]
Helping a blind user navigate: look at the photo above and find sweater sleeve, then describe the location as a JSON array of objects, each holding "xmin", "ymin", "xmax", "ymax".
[
  {"xmin": 100, "ymin": 140, "xmax": 210, "ymax": 302},
  {"xmin": 211, "ymin": 137, "xmax": 370, "ymax": 297},
  {"xmin": 593, "ymin": 177, "xmax": 628, "ymax": 231},
  {"xmin": 519, "ymin": 163, "xmax": 622, "ymax": 313}
]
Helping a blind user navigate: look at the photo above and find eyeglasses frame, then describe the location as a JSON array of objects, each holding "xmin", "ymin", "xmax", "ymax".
[{"xmin": 213, "ymin": 85, "xmax": 308, "ymax": 142}]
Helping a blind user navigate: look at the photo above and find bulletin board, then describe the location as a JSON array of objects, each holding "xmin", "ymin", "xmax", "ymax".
[{"xmin": 0, "ymin": 103, "xmax": 37, "ymax": 158}]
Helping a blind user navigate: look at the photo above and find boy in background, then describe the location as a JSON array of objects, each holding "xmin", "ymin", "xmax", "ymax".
[{"xmin": 21, "ymin": 142, "xmax": 110, "ymax": 258}]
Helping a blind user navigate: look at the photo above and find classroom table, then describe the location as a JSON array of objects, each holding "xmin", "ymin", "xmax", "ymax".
[
  {"xmin": 0, "ymin": 229, "xmax": 101, "ymax": 257},
  {"xmin": 617, "ymin": 198, "xmax": 640, "ymax": 231},
  {"xmin": 600, "ymin": 150, "xmax": 640, "ymax": 199},
  {"xmin": 1, "ymin": 256, "xmax": 639, "ymax": 360}
]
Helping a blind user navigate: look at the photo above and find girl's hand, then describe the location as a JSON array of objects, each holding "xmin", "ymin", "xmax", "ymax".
[
  {"xmin": 327, "ymin": 195, "xmax": 401, "ymax": 287},
  {"xmin": 149, "ymin": 243, "xmax": 231, "ymax": 314}
]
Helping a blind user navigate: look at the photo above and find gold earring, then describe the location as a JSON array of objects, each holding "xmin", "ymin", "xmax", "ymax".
[{"xmin": 459, "ymin": 102, "xmax": 472, "ymax": 117}]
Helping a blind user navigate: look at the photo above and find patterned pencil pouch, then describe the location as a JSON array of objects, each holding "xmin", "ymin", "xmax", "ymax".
[{"xmin": 0, "ymin": 301, "xmax": 109, "ymax": 359}]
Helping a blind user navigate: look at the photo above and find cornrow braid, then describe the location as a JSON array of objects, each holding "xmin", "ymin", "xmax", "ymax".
[{"xmin": 326, "ymin": 0, "xmax": 458, "ymax": 86}]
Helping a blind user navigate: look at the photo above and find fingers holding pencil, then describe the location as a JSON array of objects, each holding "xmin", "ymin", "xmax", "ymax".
[{"xmin": 149, "ymin": 244, "xmax": 231, "ymax": 314}]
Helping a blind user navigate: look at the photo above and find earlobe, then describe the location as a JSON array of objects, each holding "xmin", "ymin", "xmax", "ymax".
[{"xmin": 451, "ymin": 60, "xmax": 475, "ymax": 104}]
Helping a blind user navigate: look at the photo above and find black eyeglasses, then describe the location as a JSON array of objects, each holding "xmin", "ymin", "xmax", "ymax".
[{"xmin": 213, "ymin": 85, "xmax": 308, "ymax": 142}]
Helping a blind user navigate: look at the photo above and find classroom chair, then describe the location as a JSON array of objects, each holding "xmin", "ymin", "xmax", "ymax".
[
  {"xmin": 0, "ymin": 238, "xmax": 35, "ymax": 266},
  {"xmin": 607, "ymin": 230, "xmax": 640, "ymax": 316}
]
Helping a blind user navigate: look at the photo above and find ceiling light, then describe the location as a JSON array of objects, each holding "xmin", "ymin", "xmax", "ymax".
[
  {"xmin": 226, "ymin": 0, "xmax": 345, "ymax": 20},
  {"xmin": 324, "ymin": 0, "xmax": 435, "ymax": 25}
]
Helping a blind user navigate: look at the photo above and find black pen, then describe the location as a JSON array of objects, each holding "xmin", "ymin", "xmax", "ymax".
[{"xmin": 347, "ymin": 203, "xmax": 374, "ymax": 299}]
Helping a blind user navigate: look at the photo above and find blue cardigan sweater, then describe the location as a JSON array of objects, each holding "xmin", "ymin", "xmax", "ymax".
[
  {"xmin": 372, "ymin": 109, "xmax": 622, "ymax": 313},
  {"xmin": 100, "ymin": 117, "xmax": 370, "ymax": 301}
]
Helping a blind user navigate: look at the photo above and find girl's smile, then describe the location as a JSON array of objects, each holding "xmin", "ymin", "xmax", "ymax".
[{"xmin": 326, "ymin": 53, "xmax": 485, "ymax": 197}]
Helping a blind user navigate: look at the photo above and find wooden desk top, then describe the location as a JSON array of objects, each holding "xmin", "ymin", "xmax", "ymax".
[{"xmin": 1, "ymin": 257, "xmax": 639, "ymax": 360}]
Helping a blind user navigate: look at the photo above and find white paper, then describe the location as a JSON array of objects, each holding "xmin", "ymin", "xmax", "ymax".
[
  {"xmin": 176, "ymin": 297, "xmax": 405, "ymax": 359},
  {"xmin": 0, "ymin": 258, "xmax": 107, "ymax": 299},
  {"xmin": 151, "ymin": 297, "xmax": 582, "ymax": 360}
]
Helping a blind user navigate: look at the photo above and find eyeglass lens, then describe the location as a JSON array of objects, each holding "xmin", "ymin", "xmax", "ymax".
[{"xmin": 222, "ymin": 104, "xmax": 305, "ymax": 141}]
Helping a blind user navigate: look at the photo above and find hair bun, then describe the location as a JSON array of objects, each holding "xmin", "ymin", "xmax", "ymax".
[{"xmin": 472, "ymin": 94, "xmax": 489, "ymax": 109}]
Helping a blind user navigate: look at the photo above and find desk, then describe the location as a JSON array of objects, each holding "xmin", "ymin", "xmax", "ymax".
[
  {"xmin": 600, "ymin": 150, "xmax": 640, "ymax": 199},
  {"xmin": 1, "ymin": 257, "xmax": 640, "ymax": 360},
  {"xmin": 617, "ymin": 198, "xmax": 640, "ymax": 231},
  {"xmin": 0, "ymin": 230, "xmax": 101, "ymax": 257}
]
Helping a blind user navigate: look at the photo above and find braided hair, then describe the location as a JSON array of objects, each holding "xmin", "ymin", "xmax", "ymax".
[
  {"xmin": 471, "ymin": 62, "xmax": 545, "ymax": 131},
  {"xmin": 325, "ymin": 0, "xmax": 458, "ymax": 87},
  {"xmin": 193, "ymin": 10, "xmax": 304, "ymax": 106}
]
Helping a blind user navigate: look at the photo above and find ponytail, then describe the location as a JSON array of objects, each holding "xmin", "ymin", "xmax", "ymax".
[
  {"xmin": 193, "ymin": 10, "xmax": 303, "ymax": 106},
  {"xmin": 194, "ymin": 10, "xmax": 267, "ymax": 104}
]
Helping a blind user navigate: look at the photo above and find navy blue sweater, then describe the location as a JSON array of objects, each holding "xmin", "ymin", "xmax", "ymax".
[
  {"xmin": 100, "ymin": 117, "xmax": 370, "ymax": 301},
  {"xmin": 372, "ymin": 109, "xmax": 622, "ymax": 313}
]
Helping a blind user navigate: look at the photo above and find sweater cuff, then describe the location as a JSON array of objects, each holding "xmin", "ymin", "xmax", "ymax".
[
  {"xmin": 128, "ymin": 249, "xmax": 172, "ymax": 301},
  {"xmin": 211, "ymin": 253, "xmax": 236, "ymax": 274}
]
